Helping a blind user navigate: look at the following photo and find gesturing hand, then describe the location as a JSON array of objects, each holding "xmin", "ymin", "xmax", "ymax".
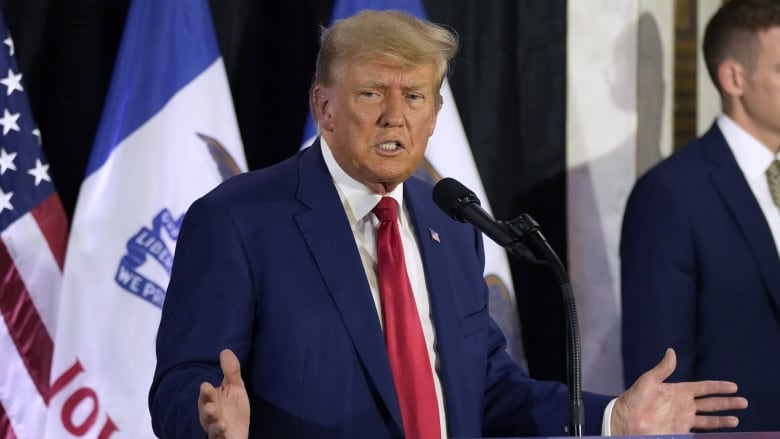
[
  {"xmin": 198, "ymin": 349, "xmax": 251, "ymax": 439},
  {"xmin": 611, "ymin": 348, "xmax": 748, "ymax": 435}
]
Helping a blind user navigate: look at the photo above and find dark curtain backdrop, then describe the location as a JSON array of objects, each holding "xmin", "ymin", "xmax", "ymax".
[{"xmin": 3, "ymin": 0, "xmax": 569, "ymax": 385}]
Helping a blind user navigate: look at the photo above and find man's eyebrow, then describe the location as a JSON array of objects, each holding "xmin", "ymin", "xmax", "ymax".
[{"xmin": 357, "ymin": 79, "xmax": 386, "ymax": 88}]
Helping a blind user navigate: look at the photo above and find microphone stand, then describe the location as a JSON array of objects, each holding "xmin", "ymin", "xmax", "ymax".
[{"xmin": 503, "ymin": 214, "xmax": 584, "ymax": 437}]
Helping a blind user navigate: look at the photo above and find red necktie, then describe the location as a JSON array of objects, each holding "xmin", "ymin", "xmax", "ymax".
[{"xmin": 373, "ymin": 197, "xmax": 441, "ymax": 439}]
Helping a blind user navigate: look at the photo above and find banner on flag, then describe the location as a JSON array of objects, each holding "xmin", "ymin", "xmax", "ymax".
[
  {"xmin": 303, "ymin": 0, "xmax": 524, "ymax": 364},
  {"xmin": 45, "ymin": 0, "xmax": 247, "ymax": 436},
  {"xmin": 0, "ymin": 11, "xmax": 69, "ymax": 439}
]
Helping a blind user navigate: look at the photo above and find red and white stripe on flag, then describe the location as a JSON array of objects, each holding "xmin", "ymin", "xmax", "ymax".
[{"xmin": 0, "ymin": 15, "xmax": 69, "ymax": 439}]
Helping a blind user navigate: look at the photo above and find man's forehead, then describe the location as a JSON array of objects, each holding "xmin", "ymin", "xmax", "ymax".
[{"xmin": 343, "ymin": 59, "xmax": 437, "ymax": 80}]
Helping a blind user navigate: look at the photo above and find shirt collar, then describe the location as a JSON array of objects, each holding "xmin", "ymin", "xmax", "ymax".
[
  {"xmin": 320, "ymin": 137, "xmax": 405, "ymax": 221},
  {"xmin": 718, "ymin": 114, "xmax": 777, "ymax": 180}
]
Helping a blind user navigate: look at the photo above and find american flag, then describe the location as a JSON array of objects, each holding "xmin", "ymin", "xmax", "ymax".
[{"xmin": 0, "ymin": 11, "xmax": 68, "ymax": 439}]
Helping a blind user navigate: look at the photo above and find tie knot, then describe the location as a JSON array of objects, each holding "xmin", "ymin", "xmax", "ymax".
[
  {"xmin": 767, "ymin": 160, "xmax": 780, "ymax": 208},
  {"xmin": 768, "ymin": 160, "xmax": 780, "ymax": 178},
  {"xmin": 373, "ymin": 197, "xmax": 398, "ymax": 222}
]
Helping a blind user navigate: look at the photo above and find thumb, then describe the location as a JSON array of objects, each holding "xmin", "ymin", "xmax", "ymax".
[
  {"xmin": 643, "ymin": 348, "xmax": 676, "ymax": 383},
  {"xmin": 220, "ymin": 349, "xmax": 244, "ymax": 387}
]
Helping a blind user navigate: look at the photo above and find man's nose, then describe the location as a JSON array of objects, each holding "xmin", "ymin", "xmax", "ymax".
[{"xmin": 379, "ymin": 95, "xmax": 405, "ymax": 127}]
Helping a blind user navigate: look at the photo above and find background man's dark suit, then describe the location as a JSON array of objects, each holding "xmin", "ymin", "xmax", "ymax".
[
  {"xmin": 621, "ymin": 123, "xmax": 780, "ymax": 431},
  {"xmin": 149, "ymin": 140, "xmax": 612, "ymax": 438}
]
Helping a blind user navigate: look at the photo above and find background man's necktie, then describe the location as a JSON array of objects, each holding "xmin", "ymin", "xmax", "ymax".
[
  {"xmin": 373, "ymin": 197, "xmax": 441, "ymax": 439},
  {"xmin": 767, "ymin": 160, "xmax": 780, "ymax": 208}
]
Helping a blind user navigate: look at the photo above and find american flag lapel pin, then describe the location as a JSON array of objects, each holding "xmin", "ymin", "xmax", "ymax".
[{"xmin": 429, "ymin": 228, "xmax": 440, "ymax": 243}]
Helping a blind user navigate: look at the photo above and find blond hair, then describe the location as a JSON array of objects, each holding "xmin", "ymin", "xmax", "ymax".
[{"xmin": 310, "ymin": 9, "xmax": 458, "ymax": 118}]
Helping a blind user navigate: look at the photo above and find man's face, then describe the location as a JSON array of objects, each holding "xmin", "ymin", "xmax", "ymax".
[
  {"xmin": 740, "ymin": 27, "xmax": 780, "ymax": 151},
  {"xmin": 313, "ymin": 58, "xmax": 439, "ymax": 194}
]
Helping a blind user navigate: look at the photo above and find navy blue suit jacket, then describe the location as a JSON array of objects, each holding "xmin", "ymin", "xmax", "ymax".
[
  {"xmin": 149, "ymin": 140, "xmax": 611, "ymax": 438},
  {"xmin": 621, "ymin": 123, "xmax": 780, "ymax": 431}
]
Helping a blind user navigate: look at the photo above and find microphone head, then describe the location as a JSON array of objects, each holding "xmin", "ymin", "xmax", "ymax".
[{"xmin": 432, "ymin": 177, "xmax": 481, "ymax": 222}]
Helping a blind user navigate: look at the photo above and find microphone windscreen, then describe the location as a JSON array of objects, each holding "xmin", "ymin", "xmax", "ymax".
[{"xmin": 432, "ymin": 177, "xmax": 479, "ymax": 221}]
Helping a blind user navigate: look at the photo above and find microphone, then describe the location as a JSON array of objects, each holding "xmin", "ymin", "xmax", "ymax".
[
  {"xmin": 432, "ymin": 177, "xmax": 585, "ymax": 437},
  {"xmin": 432, "ymin": 177, "xmax": 540, "ymax": 263},
  {"xmin": 432, "ymin": 177, "xmax": 517, "ymax": 247}
]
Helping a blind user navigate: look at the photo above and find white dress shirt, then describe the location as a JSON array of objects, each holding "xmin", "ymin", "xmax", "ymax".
[{"xmin": 718, "ymin": 114, "xmax": 780, "ymax": 256}]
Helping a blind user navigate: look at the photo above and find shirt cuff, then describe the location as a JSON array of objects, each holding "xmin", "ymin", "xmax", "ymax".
[{"xmin": 601, "ymin": 397, "xmax": 617, "ymax": 436}]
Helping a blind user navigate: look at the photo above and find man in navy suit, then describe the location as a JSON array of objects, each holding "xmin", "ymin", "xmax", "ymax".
[
  {"xmin": 621, "ymin": 0, "xmax": 780, "ymax": 432},
  {"xmin": 150, "ymin": 9, "xmax": 747, "ymax": 439}
]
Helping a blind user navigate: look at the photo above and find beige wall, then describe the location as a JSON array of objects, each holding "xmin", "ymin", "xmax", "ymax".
[
  {"xmin": 697, "ymin": 0, "xmax": 722, "ymax": 133},
  {"xmin": 567, "ymin": 0, "xmax": 678, "ymax": 394}
]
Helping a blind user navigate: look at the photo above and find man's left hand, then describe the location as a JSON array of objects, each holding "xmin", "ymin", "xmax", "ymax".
[{"xmin": 611, "ymin": 348, "xmax": 748, "ymax": 435}]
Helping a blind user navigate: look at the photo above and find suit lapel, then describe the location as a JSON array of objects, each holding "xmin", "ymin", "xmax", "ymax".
[
  {"xmin": 705, "ymin": 124, "xmax": 780, "ymax": 313},
  {"xmin": 293, "ymin": 141, "xmax": 403, "ymax": 430}
]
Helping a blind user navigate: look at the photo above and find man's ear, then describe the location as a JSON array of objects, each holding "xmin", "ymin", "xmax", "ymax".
[
  {"xmin": 718, "ymin": 59, "xmax": 744, "ymax": 97},
  {"xmin": 312, "ymin": 86, "xmax": 333, "ymax": 131}
]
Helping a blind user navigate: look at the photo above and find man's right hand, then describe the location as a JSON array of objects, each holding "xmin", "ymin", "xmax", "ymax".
[{"xmin": 198, "ymin": 349, "xmax": 250, "ymax": 439}]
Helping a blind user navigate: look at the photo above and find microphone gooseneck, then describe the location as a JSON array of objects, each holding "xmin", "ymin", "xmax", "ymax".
[{"xmin": 432, "ymin": 177, "xmax": 585, "ymax": 437}]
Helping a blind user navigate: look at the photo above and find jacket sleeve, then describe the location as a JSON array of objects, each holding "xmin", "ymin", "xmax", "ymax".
[
  {"xmin": 620, "ymin": 169, "xmax": 697, "ymax": 385},
  {"xmin": 148, "ymin": 195, "xmax": 256, "ymax": 438}
]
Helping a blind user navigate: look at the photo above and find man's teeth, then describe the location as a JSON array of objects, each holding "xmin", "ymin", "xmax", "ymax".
[{"xmin": 378, "ymin": 142, "xmax": 400, "ymax": 150}]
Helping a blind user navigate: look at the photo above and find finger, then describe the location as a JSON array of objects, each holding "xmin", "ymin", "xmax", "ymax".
[
  {"xmin": 199, "ymin": 381, "xmax": 217, "ymax": 407},
  {"xmin": 641, "ymin": 348, "xmax": 676, "ymax": 383},
  {"xmin": 695, "ymin": 396, "xmax": 749, "ymax": 413},
  {"xmin": 199, "ymin": 401, "xmax": 217, "ymax": 432},
  {"xmin": 207, "ymin": 421, "xmax": 228, "ymax": 438},
  {"xmin": 200, "ymin": 401, "xmax": 218, "ymax": 423},
  {"xmin": 198, "ymin": 382, "xmax": 220, "ymax": 428},
  {"xmin": 220, "ymin": 349, "xmax": 244, "ymax": 387},
  {"xmin": 685, "ymin": 380, "xmax": 739, "ymax": 397},
  {"xmin": 692, "ymin": 414, "xmax": 739, "ymax": 430}
]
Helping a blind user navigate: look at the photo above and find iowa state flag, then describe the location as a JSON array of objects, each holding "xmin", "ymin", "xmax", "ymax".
[
  {"xmin": 45, "ymin": 0, "xmax": 247, "ymax": 436},
  {"xmin": 303, "ymin": 0, "xmax": 524, "ymax": 364},
  {"xmin": 0, "ymin": 10, "xmax": 68, "ymax": 438}
]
